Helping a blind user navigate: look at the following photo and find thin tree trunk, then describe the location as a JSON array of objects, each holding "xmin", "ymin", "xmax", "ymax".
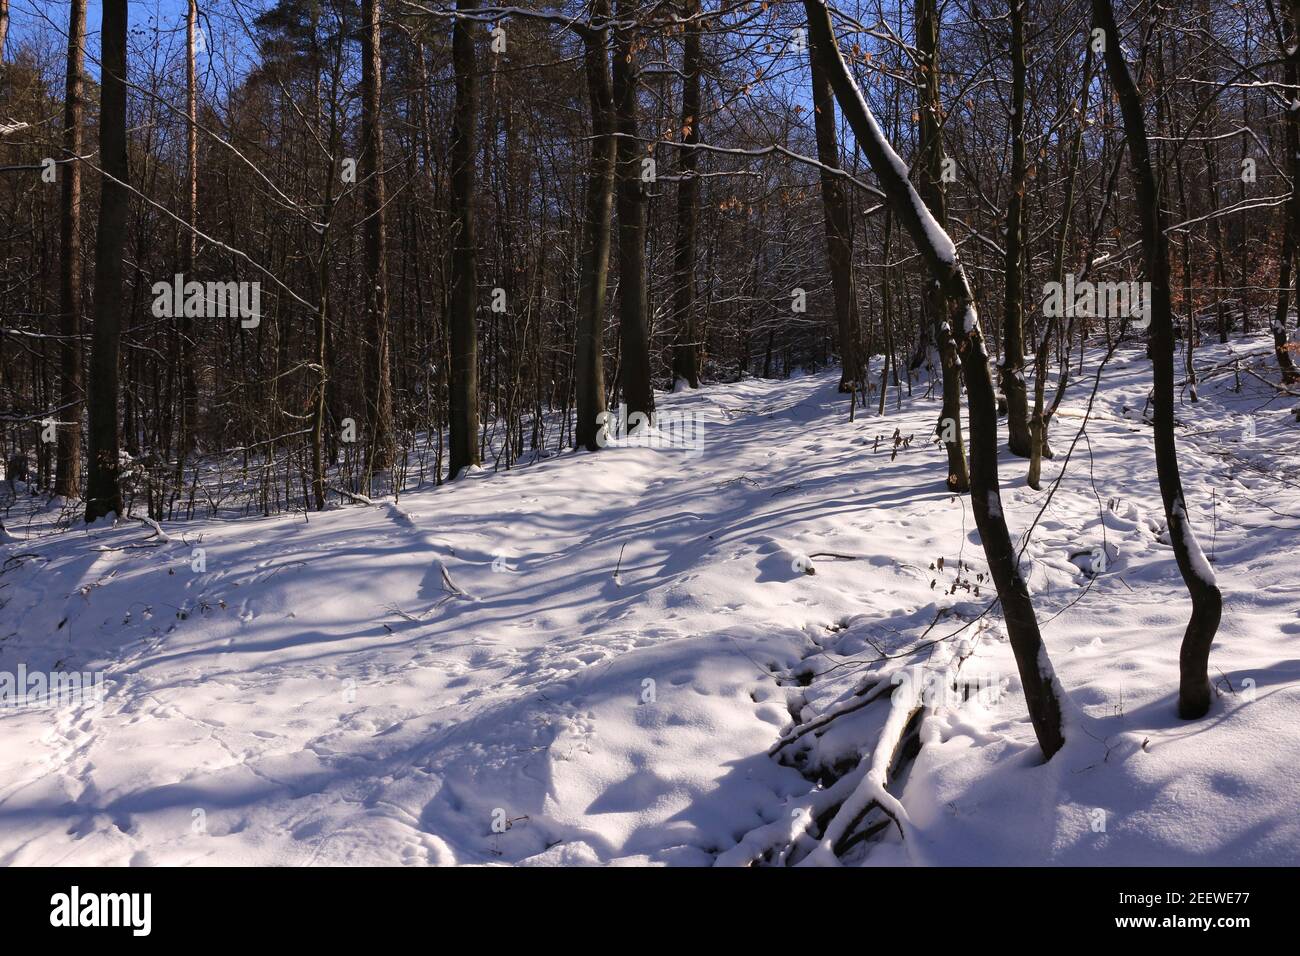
[
  {"xmin": 1093, "ymin": 0, "xmax": 1223, "ymax": 719},
  {"xmin": 362, "ymin": 0, "xmax": 394, "ymax": 477},
  {"xmin": 447, "ymin": 1, "xmax": 481, "ymax": 477},
  {"xmin": 1029, "ymin": 44, "xmax": 1093, "ymax": 489},
  {"xmin": 1203, "ymin": 138, "xmax": 1229, "ymax": 344},
  {"xmin": 575, "ymin": 5, "xmax": 616, "ymax": 450},
  {"xmin": 179, "ymin": 0, "xmax": 199, "ymax": 454},
  {"xmin": 612, "ymin": 0, "xmax": 654, "ymax": 422},
  {"xmin": 806, "ymin": 0, "xmax": 1064, "ymax": 760},
  {"xmin": 877, "ymin": 211, "xmax": 894, "ymax": 415},
  {"xmin": 1001, "ymin": 0, "xmax": 1031, "ymax": 456},
  {"xmin": 55, "ymin": 0, "xmax": 86, "ymax": 500},
  {"xmin": 1274, "ymin": 2, "xmax": 1300, "ymax": 381},
  {"xmin": 810, "ymin": 46, "xmax": 861, "ymax": 392},
  {"xmin": 670, "ymin": 0, "xmax": 702, "ymax": 389},
  {"xmin": 914, "ymin": 0, "xmax": 969, "ymax": 492},
  {"xmin": 85, "ymin": 0, "xmax": 130, "ymax": 523}
]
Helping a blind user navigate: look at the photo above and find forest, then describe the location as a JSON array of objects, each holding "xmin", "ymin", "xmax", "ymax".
[{"xmin": 0, "ymin": 0, "xmax": 1297, "ymax": 870}]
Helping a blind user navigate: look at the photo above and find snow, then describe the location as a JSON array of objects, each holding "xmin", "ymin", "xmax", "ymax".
[
  {"xmin": 1171, "ymin": 500, "xmax": 1218, "ymax": 588},
  {"xmin": 1, "ymin": 334, "xmax": 1298, "ymax": 865},
  {"xmin": 831, "ymin": 39, "xmax": 958, "ymax": 266}
]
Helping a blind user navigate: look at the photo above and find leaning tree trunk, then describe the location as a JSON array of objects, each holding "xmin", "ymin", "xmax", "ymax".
[
  {"xmin": 611, "ymin": 0, "xmax": 654, "ymax": 423},
  {"xmin": 809, "ymin": 47, "xmax": 861, "ymax": 392},
  {"xmin": 575, "ymin": 6, "xmax": 617, "ymax": 450},
  {"xmin": 806, "ymin": 0, "xmax": 1064, "ymax": 759},
  {"xmin": 1001, "ymin": 0, "xmax": 1032, "ymax": 457},
  {"xmin": 447, "ymin": 0, "xmax": 481, "ymax": 477},
  {"xmin": 361, "ymin": 0, "xmax": 394, "ymax": 478},
  {"xmin": 85, "ymin": 0, "xmax": 130, "ymax": 523},
  {"xmin": 670, "ymin": 0, "xmax": 702, "ymax": 390},
  {"xmin": 1093, "ymin": 0, "xmax": 1223, "ymax": 719},
  {"xmin": 55, "ymin": 0, "xmax": 86, "ymax": 500},
  {"xmin": 914, "ymin": 0, "xmax": 969, "ymax": 492}
]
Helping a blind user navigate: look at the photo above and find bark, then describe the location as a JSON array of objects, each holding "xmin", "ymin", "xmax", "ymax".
[
  {"xmin": 1001, "ymin": 0, "xmax": 1031, "ymax": 456},
  {"xmin": 914, "ymin": 0, "xmax": 969, "ymax": 492},
  {"xmin": 448, "ymin": 1, "xmax": 482, "ymax": 477},
  {"xmin": 612, "ymin": 0, "xmax": 654, "ymax": 422},
  {"xmin": 1029, "ymin": 44, "xmax": 1094, "ymax": 489},
  {"xmin": 877, "ymin": 211, "xmax": 894, "ymax": 415},
  {"xmin": 361, "ymin": 0, "xmax": 395, "ymax": 475},
  {"xmin": 179, "ymin": 0, "xmax": 199, "ymax": 454},
  {"xmin": 1274, "ymin": 2, "xmax": 1300, "ymax": 382},
  {"xmin": 1092, "ymin": 0, "xmax": 1223, "ymax": 719},
  {"xmin": 1203, "ymin": 137, "xmax": 1228, "ymax": 344},
  {"xmin": 806, "ymin": 0, "xmax": 1064, "ymax": 759},
  {"xmin": 670, "ymin": 0, "xmax": 702, "ymax": 389},
  {"xmin": 810, "ymin": 45, "xmax": 861, "ymax": 391},
  {"xmin": 575, "ymin": 5, "xmax": 616, "ymax": 450},
  {"xmin": 55, "ymin": 0, "xmax": 86, "ymax": 499},
  {"xmin": 85, "ymin": 0, "xmax": 129, "ymax": 523}
]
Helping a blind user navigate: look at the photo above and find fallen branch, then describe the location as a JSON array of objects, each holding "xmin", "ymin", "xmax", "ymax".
[{"xmin": 137, "ymin": 515, "xmax": 172, "ymax": 543}]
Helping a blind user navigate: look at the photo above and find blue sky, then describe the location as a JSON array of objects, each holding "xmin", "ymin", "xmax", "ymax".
[{"xmin": 7, "ymin": 0, "xmax": 226, "ymax": 78}]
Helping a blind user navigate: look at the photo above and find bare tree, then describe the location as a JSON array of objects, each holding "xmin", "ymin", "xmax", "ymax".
[
  {"xmin": 54, "ymin": 0, "xmax": 86, "ymax": 500},
  {"xmin": 448, "ymin": 1, "xmax": 482, "ymax": 477},
  {"xmin": 612, "ymin": 0, "xmax": 654, "ymax": 422},
  {"xmin": 806, "ymin": 0, "xmax": 1065, "ymax": 759},
  {"xmin": 1272, "ymin": 0, "xmax": 1300, "ymax": 382},
  {"xmin": 85, "ymin": 0, "xmax": 131, "ymax": 523},
  {"xmin": 1001, "ymin": 0, "xmax": 1032, "ymax": 456},
  {"xmin": 915, "ymin": 0, "xmax": 969, "ymax": 492},
  {"xmin": 809, "ymin": 41, "xmax": 861, "ymax": 393},
  {"xmin": 575, "ymin": 3, "xmax": 616, "ymax": 450},
  {"xmin": 670, "ymin": 0, "xmax": 703, "ymax": 390},
  {"xmin": 1092, "ymin": 0, "xmax": 1223, "ymax": 719},
  {"xmin": 361, "ymin": 0, "xmax": 395, "ymax": 477},
  {"xmin": 179, "ymin": 0, "xmax": 199, "ymax": 456}
]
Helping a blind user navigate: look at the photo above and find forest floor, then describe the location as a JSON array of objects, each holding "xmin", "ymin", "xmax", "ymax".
[{"xmin": 1, "ymin": 331, "xmax": 1298, "ymax": 866}]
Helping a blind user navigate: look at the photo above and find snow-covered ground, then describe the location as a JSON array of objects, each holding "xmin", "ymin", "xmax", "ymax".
[{"xmin": 2, "ymin": 333, "xmax": 1297, "ymax": 866}]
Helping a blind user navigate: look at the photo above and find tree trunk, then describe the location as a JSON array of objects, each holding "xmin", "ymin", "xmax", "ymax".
[
  {"xmin": 179, "ymin": 0, "xmax": 199, "ymax": 455},
  {"xmin": 1001, "ymin": 0, "xmax": 1031, "ymax": 456},
  {"xmin": 806, "ymin": 0, "xmax": 1063, "ymax": 760},
  {"xmin": 1029, "ymin": 44, "xmax": 1093, "ymax": 489},
  {"xmin": 1093, "ymin": 0, "xmax": 1223, "ymax": 719},
  {"xmin": 809, "ymin": 46, "xmax": 861, "ymax": 392},
  {"xmin": 1274, "ymin": 3, "xmax": 1300, "ymax": 382},
  {"xmin": 575, "ymin": 5, "xmax": 616, "ymax": 450},
  {"xmin": 670, "ymin": 0, "xmax": 702, "ymax": 389},
  {"xmin": 447, "ymin": 1, "xmax": 481, "ymax": 477},
  {"xmin": 85, "ymin": 0, "xmax": 130, "ymax": 523},
  {"xmin": 361, "ymin": 0, "xmax": 394, "ymax": 477},
  {"xmin": 55, "ymin": 0, "xmax": 86, "ymax": 500},
  {"xmin": 612, "ymin": 0, "xmax": 654, "ymax": 422},
  {"xmin": 877, "ymin": 211, "xmax": 894, "ymax": 415},
  {"xmin": 914, "ymin": 0, "xmax": 969, "ymax": 492}
]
